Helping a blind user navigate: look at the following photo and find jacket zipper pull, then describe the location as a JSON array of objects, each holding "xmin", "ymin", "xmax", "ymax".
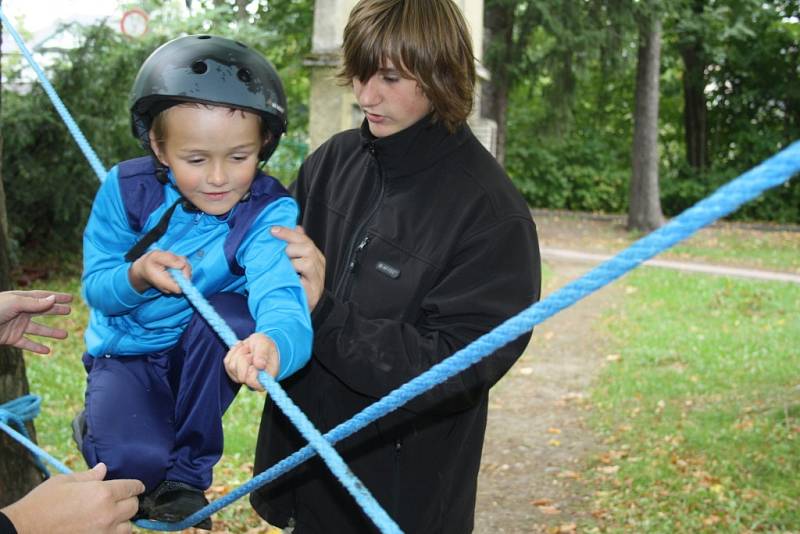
[{"xmin": 349, "ymin": 235, "xmax": 371, "ymax": 273}]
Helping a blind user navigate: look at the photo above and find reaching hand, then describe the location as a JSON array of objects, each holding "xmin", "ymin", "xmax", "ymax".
[
  {"xmin": 128, "ymin": 249, "xmax": 192, "ymax": 294},
  {"xmin": 0, "ymin": 291, "xmax": 72, "ymax": 354},
  {"xmin": 223, "ymin": 332, "xmax": 280, "ymax": 391},
  {"xmin": 271, "ymin": 225, "xmax": 326, "ymax": 312},
  {"xmin": 1, "ymin": 463, "xmax": 144, "ymax": 534}
]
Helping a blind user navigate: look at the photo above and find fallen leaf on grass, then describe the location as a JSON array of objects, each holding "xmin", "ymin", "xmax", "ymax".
[
  {"xmin": 547, "ymin": 427, "xmax": 562, "ymax": 434},
  {"xmin": 206, "ymin": 485, "xmax": 230, "ymax": 496},
  {"xmin": 538, "ymin": 505, "xmax": 562, "ymax": 515},
  {"xmin": 532, "ymin": 498, "xmax": 554, "ymax": 506},
  {"xmin": 596, "ymin": 465, "xmax": 620, "ymax": 475}
]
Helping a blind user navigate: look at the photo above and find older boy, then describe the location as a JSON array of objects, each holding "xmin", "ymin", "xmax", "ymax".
[{"xmin": 250, "ymin": 1, "xmax": 541, "ymax": 532}]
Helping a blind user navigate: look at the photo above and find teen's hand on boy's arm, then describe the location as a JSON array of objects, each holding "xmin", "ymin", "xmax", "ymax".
[
  {"xmin": 223, "ymin": 333, "xmax": 280, "ymax": 391},
  {"xmin": 271, "ymin": 225, "xmax": 326, "ymax": 311},
  {"xmin": 0, "ymin": 290, "xmax": 72, "ymax": 354},
  {"xmin": 129, "ymin": 250, "xmax": 192, "ymax": 294}
]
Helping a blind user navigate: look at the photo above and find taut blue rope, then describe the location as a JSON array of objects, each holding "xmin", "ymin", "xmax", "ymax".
[
  {"xmin": 132, "ymin": 271, "xmax": 401, "ymax": 533},
  {"xmin": 0, "ymin": 395, "xmax": 65, "ymax": 475},
  {"xmin": 2, "ymin": 4, "xmax": 798, "ymax": 531},
  {"xmin": 128, "ymin": 140, "xmax": 800, "ymax": 521}
]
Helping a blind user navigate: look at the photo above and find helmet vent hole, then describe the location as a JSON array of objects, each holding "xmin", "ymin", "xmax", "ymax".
[
  {"xmin": 237, "ymin": 68, "xmax": 252, "ymax": 82},
  {"xmin": 197, "ymin": 35, "xmax": 211, "ymax": 40},
  {"xmin": 235, "ymin": 41, "xmax": 247, "ymax": 48},
  {"xmin": 191, "ymin": 60, "xmax": 208, "ymax": 74}
]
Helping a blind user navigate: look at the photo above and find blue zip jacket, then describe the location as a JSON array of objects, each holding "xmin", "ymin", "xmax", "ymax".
[{"xmin": 82, "ymin": 158, "xmax": 312, "ymax": 381}]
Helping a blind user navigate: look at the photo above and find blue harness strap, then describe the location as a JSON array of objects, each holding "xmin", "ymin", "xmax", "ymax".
[
  {"xmin": 116, "ymin": 157, "xmax": 290, "ymax": 273},
  {"xmin": 118, "ymin": 157, "xmax": 165, "ymax": 233},
  {"xmin": 224, "ymin": 174, "xmax": 290, "ymax": 275}
]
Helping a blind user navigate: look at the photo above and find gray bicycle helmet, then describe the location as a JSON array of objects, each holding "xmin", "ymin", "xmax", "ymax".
[{"xmin": 130, "ymin": 34, "xmax": 287, "ymax": 161}]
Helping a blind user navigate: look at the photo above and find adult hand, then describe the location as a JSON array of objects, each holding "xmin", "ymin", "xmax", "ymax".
[
  {"xmin": 271, "ymin": 225, "xmax": 326, "ymax": 312},
  {"xmin": 1, "ymin": 463, "xmax": 144, "ymax": 534},
  {"xmin": 129, "ymin": 249, "xmax": 191, "ymax": 295},
  {"xmin": 0, "ymin": 290, "xmax": 72, "ymax": 354},
  {"xmin": 223, "ymin": 333, "xmax": 280, "ymax": 391}
]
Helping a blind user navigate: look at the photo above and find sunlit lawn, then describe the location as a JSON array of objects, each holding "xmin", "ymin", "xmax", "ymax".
[{"xmin": 587, "ymin": 268, "xmax": 800, "ymax": 533}]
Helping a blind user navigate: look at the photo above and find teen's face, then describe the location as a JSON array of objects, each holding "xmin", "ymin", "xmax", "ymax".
[
  {"xmin": 353, "ymin": 61, "xmax": 432, "ymax": 138},
  {"xmin": 151, "ymin": 105, "xmax": 263, "ymax": 215}
]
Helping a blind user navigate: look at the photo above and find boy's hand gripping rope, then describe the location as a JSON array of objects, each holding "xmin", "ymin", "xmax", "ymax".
[{"xmin": 133, "ymin": 270, "xmax": 402, "ymax": 533}]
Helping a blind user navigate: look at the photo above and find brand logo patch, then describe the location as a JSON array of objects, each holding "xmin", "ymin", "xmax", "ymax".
[{"xmin": 375, "ymin": 261, "xmax": 401, "ymax": 279}]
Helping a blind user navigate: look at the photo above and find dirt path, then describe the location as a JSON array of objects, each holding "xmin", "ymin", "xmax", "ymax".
[
  {"xmin": 474, "ymin": 210, "xmax": 799, "ymax": 533},
  {"xmin": 474, "ymin": 260, "xmax": 619, "ymax": 533}
]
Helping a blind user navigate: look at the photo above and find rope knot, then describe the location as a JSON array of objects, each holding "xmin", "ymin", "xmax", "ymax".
[{"xmin": 0, "ymin": 394, "xmax": 50, "ymax": 477}]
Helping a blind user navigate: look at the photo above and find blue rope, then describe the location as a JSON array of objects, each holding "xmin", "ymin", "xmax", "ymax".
[
  {"xmin": 141, "ymin": 139, "xmax": 800, "ymax": 519},
  {"xmin": 133, "ymin": 271, "xmax": 401, "ymax": 533},
  {"xmin": 2, "ymin": 4, "xmax": 798, "ymax": 530},
  {"xmin": 0, "ymin": 11, "xmax": 398, "ymax": 532},
  {"xmin": 0, "ymin": 395, "xmax": 64, "ymax": 476},
  {"xmin": 0, "ymin": 8, "xmax": 107, "ymax": 181}
]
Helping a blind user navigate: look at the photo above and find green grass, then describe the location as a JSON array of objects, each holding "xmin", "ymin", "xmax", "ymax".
[
  {"xmin": 666, "ymin": 227, "xmax": 800, "ymax": 273},
  {"xmin": 21, "ymin": 275, "xmax": 268, "ymax": 532},
  {"xmin": 587, "ymin": 268, "xmax": 800, "ymax": 533}
]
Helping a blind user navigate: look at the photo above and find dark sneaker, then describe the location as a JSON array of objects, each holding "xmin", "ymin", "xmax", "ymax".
[
  {"xmin": 71, "ymin": 410, "xmax": 87, "ymax": 451},
  {"xmin": 132, "ymin": 492, "xmax": 154, "ymax": 522},
  {"xmin": 147, "ymin": 480, "xmax": 212, "ymax": 530}
]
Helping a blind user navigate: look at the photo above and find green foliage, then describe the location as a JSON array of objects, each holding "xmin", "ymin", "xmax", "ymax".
[
  {"xmin": 500, "ymin": 0, "xmax": 800, "ymax": 222},
  {"xmin": 2, "ymin": 24, "xmax": 153, "ymax": 261},
  {"xmin": 661, "ymin": 161, "xmax": 800, "ymax": 223},
  {"xmin": 506, "ymin": 134, "xmax": 629, "ymax": 213}
]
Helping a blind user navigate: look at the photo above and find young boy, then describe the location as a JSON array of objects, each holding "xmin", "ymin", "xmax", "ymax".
[
  {"xmin": 250, "ymin": 0, "xmax": 541, "ymax": 532},
  {"xmin": 76, "ymin": 35, "xmax": 312, "ymax": 529}
]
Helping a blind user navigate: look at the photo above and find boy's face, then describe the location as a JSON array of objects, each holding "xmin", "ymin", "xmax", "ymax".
[
  {"xmin": 353, "ymin": 60, "xmax": 432, "ymax": 138},
  {"xmin": 150, "ymin": 105, "xmax": 263, "ymax": 216}
]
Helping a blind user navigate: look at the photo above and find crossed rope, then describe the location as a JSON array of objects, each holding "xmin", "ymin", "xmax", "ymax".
[{"xmin": 1, "ymin": 7, "xmax": 799, "ymax": 533}]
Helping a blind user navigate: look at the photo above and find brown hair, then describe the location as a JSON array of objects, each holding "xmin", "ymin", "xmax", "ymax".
[{"xmin": 339, "ymin": 0, "xmax": 476, "ymax": 132}]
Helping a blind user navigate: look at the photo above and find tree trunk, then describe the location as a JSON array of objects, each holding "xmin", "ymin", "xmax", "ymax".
[
  {"xmin": 0, "ymin": 4, "xmax": 46, "ymax": 507},
  {"xmin": 482, "ymin": 1, "xmax": 514, "ymax": 166},
  {"xmin": 235, "ymin": 0, "xmax": 249, "ymax": 20},
  {"xmin": 628, "ymin": 13, "xmax": 665, "ymax": 232},
  {"xmin": 680, "ymin": 0, "xmax": 708, "ymax": 169}
]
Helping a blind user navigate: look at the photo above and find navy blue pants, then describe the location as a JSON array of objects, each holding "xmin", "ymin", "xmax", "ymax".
[{"xmin": 80, "ymin": 292, "xmax": 253, "ymax": 492}]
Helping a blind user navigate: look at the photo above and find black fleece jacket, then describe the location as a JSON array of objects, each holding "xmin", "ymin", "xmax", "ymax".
[{"xmin": 251, "ymin": 116, "xmax": 541, "ymax": 533}]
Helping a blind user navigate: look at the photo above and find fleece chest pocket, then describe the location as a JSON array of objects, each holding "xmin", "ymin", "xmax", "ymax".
[{"xmin": 348, "ymin": 236, "xmax": 436, "ymax": 321}]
